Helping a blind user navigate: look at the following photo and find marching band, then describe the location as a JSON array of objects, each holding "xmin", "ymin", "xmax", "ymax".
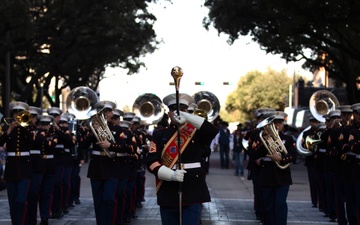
[{"xmin": 2, "ymin": 85, "xmax": 360, "ymax": 225}]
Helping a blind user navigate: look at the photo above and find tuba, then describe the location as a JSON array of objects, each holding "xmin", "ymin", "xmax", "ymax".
[
  {"xmin": 66, "ymin": 86, "xmax": 116, "ymax": 158},
  {"xmin": 132, "ymin": 93, "xmax": 164, "ymax": 125},
  {"xmin": 309, "ymin": 90, "xmax": 339, "ymax": 123},
  {"xmin": 192, "ymin": 91, "xmax": 220, "ymax": 122},
  {"xmin": 256, "ymin": 115, "xmax": 290, "ymax": 169},
  {"xmin": 296, "ymin": 90, "xmax": 339, "ymax": 156}
]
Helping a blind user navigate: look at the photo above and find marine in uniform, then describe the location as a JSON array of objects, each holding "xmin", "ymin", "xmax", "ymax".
[
  {"xmin": 301, "ymin": 114, "xmax": 320, "ymax": 209},
  {"xmin": 247, "ymin": 108, "xmax": 275, "ymax": 222},
  {"xmin": 0, "ymin": 102, "xmax": 33, "ymax": 225},
  {"xmin": 122, "ymin": 113, "xmax": 140, "ymax": 223},
  {"xmin": 146, "ymin": 93, "xmax": 218, "ymax": 225},
  {"xmin": 27, "ymin": 106, "xmax": 45, "ymax": 225},
  {"xmin": 37, "ymin": 115, "xmax": 58, "ymax": 225},
  {"xmin": 347, "ymin": 103, "xmax": 360, "ymax": 224},
  {"xmin": 252, "ymin": 111, "xmax": 296, "ymax": 225},
  {"xmin": 338, "ymin": 105, "xmax": 357, "ymax": 225},
  {"xmin": 83, "ymin": 101, "xmax": 133, "ymax": 225}
]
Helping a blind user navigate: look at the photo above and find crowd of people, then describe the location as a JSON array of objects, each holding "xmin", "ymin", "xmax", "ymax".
[
  {"xmin": 0, "ymin": 100, "xmax": 149, "ymax": 225},
  {"xmin": 2, "ymin": 93, "xmax": 360, "ymax": 225}
]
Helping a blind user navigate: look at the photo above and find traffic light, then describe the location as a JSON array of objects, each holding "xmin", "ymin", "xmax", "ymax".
[{"xmin": 195, "ymin": 81, "xmax": 204, "ymax": 85}]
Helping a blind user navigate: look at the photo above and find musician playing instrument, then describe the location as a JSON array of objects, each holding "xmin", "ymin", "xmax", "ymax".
[
  {"xmin": 251, "ymin": 111, "xmax": 296, "ymax": 225},
  {"xmin": 347, "ymin": 103, "xmax": 360, "ymax": 224},
  {"xmin": 0, "ymin": 101, "xmax": 33, "ymax": 225},
  {"xmin": 146, "ymin": 93, "xmax": 218, "ymax": 225},
  {"xmin": 83, "ymin": 101, "xmax": 134, "ymax": 225}
]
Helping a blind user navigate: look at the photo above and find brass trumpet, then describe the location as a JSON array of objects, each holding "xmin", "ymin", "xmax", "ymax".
[{"xmin": 4, "ymin": 110, "xmax": 32, "ymax": 127}]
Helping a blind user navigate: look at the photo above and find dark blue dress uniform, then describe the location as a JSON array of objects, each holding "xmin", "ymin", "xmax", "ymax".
[
  {"xmin": 348, "ymin": 126, "xmax": 360, "ymax": 224},
  {"xmin": 0, "ymin": 118, "xmax": 33, "ymax": 225},
  {"xmin": 252, "ymin": 131, "xmax": 296, "ymax": 225},
  {"xmin": 246, "ymin": 128, "xmax": 264, "ymax": 221},
  {"xmin": 83, "ymin": 120, "xmax": 132, "ymax": 225},
  {"xmin": 37, "ymin": 119, "xmax": 58, "ymax": 225},
  {"xmin": 27, "ymin": 123, "xmax": 46, "ymax": 225},
  {"xmin": 147, "ymin": 120, "xmax": 218, "ymax": 224},
  {"xmin": 302, "ymin": 127, "xmax": 319, "ymax": 208}
]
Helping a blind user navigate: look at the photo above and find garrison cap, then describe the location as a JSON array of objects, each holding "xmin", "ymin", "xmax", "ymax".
[
  {"xmin": 29, "ymin": 106, "xmax": 42, "ymax": 115},
  {"xmin": 47, "ymin": 107, "xmax": 62, "ymax": 116},
  {"xmin": 322, "ymin": 114, "xmax": 331, "ymax": 121},
  {"xmin": 163, "ymin": 93, "xmax": 194, "ymax": 109},
  {"xmin": 10, "ymin": 101, "xmax": 29, "ymax": 112},
  {"xmin": 95, "ymin": 100, "xmax": 116, "ymax": 111},
  {"xmin": 338, "ymin": 105, "xmax": 352, "ymax": 113}
]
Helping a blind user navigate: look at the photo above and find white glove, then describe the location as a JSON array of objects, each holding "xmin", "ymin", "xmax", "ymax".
[
  {"xmin": 157, "ymin": 165, "xmax": 187, "ymax": 182},
  {"xmin": 174, "ymin": 113, "xmax": 187, "ymax": 125},
  {"xmin": 178, "ymin": 111, "xmax": 205, "ymax": 129}
]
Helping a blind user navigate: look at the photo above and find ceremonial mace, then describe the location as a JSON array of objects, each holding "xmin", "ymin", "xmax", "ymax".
[{"xmin": 171, "ymin": 66, "xmax": 183, "ymax": 225}]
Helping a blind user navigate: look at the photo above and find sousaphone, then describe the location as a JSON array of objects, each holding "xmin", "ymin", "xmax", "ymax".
[
  {"xmin": 192, "ymin": 91, "xmax": 220, "ymax": 122},
  {"xmin": 132, "ymin": 93, "xmax": 164, "ymax": 125}
]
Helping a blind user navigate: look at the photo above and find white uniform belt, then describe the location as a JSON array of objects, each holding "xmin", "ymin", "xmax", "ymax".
[
  {"xmin": 92, "ymin": 150, "xmax": 115, "ymax": 156},
  {"xmin": 7, "ymin": 152, "xmax": 30, "ymax": 157},
  {"xmin": 261, "ymin": 156, "xmax": 272, "ymax": 161},
  {"xmin": 55, "ymin": 144, "xmax": 64, "ymax": 148},
  {"xmin": 318, "ymin": 149, "xmax": 326, "ymax": 153},
  {"xmin": 64, "ymin": 148, "xmax": 70, "ymax": 153},
  {"xmin": 30, "ymin": 150, "xmax": 41, "ymax": 154},
  {"xmin": 346, "ymin": 152, "xmax": 356, "ymax": 156},
  {"xmin": 117, "ymin": 153, "xmax": 127, "ymax": 157},
  {"xmin": 172, "ymin": 162, "xmax": 201, "ymax": 169},
  {"xmin": 43, "ymin": 154, "xmax": 54, "ymax": 159}
]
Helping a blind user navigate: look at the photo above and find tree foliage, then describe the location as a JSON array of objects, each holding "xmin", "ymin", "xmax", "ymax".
[
  {"xmin": 0, "ymin": 0, "xmax": 159, "ymax": 110},
  {"xmin": 203, "ymin": 0, "xmax": 360, "ymax": 103},
  {"xmin": 225, "ymin": 69, "xmax": 292, "ymax": 121}
]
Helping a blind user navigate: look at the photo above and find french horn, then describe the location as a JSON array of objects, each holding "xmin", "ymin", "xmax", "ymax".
[
  {"xmin": 257, "ymin": 115, "xmax": 290, "ymax": 169},
  {"xmin": 132, "ymin": 93, "xmax": 164, "ymax": 125},
  {"xmin": 192, "ymin": 91, "xmax": 220, "ymax": 122}
]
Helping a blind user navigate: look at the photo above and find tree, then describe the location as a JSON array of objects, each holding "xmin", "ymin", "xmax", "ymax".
[
  {"xmin": 0, "ymin": 0, "xmax": 159, "ymax": 110},
  {"xmin": 203, "ymin": 0, "xmax": 360, "ymax": 103},
  {"xmin": 225, "ymin": 69, "xmax": 292, "ymax": 122}
]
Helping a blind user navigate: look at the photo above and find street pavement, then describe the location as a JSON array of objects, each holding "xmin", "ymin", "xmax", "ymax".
[{"xmin": 0, "ymin": 152, "xmax": 336, "ymax": 225}]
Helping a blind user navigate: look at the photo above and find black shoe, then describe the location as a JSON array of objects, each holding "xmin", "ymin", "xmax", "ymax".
[
  {"xmin": 63, "ymin": 208, "xmax": 69, "ymax": 214},
  {"xmin": 124, "ymin": 218, "xmax": 131, "ymax": 223},
  {"xmin": 74, "ymin": 199, "xmax": 81, "ymax": 204},
  {"xmin": 40, "ymin": 219, "xmax": 49, "ymax": 225},
  {"xmin": 50, "ymin": 211, "xmax": 64, "ymax": 219},
  {"xmin": 69, "ymin": 203, "xmax": 75, "ymax": 208},
  {"xmin": 311, "ymin": 204, "xmax": 317, "ymax": 208},
  {"xmin": 329, "ymin": 217, "xmax": 336, "ymax": 222},
  {"xmin": 131, "ymin": 213, "xmax": 137, "ymax": 218},
  {"xmin": 136, "ymin": 202, "xmax": 142, "ymax": 208}
]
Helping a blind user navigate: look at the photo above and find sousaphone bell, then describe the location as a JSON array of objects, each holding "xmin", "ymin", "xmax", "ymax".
[
  {"xmin": 192, "ymin": 91, "xmax": 220, "ymax": 122},
  {"xmin": 133, "ymin": 93, "xmax": 164, "ymax": 125}
]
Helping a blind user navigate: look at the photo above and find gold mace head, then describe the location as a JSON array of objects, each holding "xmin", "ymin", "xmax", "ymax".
[{"xmin": 171, "ymin": 66, "xmax": 183, "ymax": 91}]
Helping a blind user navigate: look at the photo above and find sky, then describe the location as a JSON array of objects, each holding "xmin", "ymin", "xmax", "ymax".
[{"xmin": 99, "ymin": 0, "xmax": 312, "ymax": 111}]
